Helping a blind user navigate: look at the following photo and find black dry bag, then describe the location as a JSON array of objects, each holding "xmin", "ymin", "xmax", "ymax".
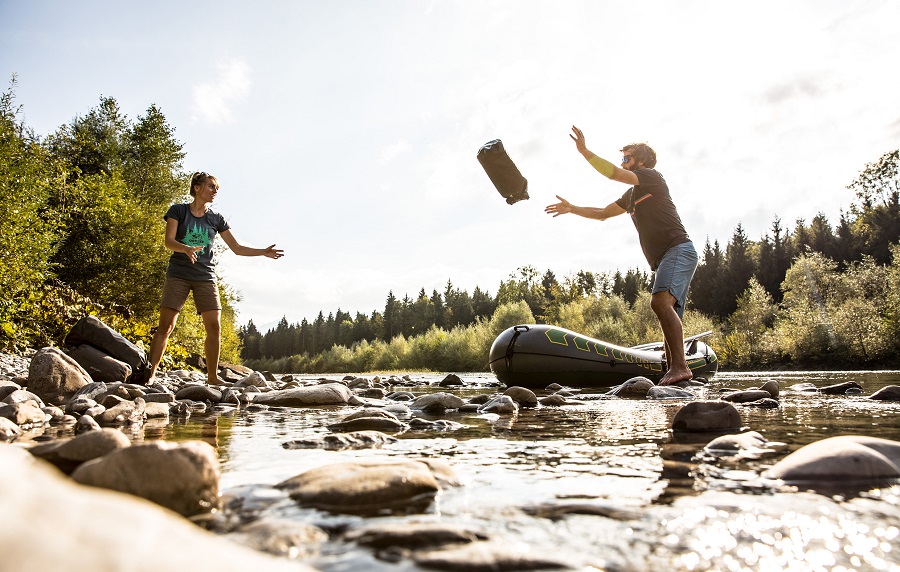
[{"xmin": 477, "ymin": 139, "xmax": 529, "ymax": 205}]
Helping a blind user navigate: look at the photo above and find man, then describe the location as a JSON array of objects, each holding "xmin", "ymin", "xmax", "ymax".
[{"xmin": 545, "ymin": 126, "xmax": 698, "ymax": 385}]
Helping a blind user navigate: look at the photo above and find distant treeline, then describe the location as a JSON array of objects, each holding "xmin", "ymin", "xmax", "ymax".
[{"xmin": 243, "ymin": 149, "xmax": 900, "ymax": 372}]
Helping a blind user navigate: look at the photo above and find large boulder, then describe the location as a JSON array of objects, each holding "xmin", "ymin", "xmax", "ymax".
[
  {"xmin": 71, "ymin": 440, "xmax": 221, "ymax": 517},
  {"xmin": 763, "ymin": 436, "xmax": 900, "ymax": 483},
  {"xmin": 26, "ymin": 347, "xmax": 92, "ymax": 405},
  {"xmin": 0, "ymin": 445, "xmax": 306, "ymax": 571}
]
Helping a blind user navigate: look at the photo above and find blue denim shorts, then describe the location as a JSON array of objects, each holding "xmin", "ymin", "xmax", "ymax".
[{"xmin": 652, "ymin": 241, "xmax": 698, "ymax": 319}]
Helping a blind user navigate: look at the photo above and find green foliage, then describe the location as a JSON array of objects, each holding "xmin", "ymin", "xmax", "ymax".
[{"xmin": 0, "ymin": 80, "xmax": 66, "ymax": 349}]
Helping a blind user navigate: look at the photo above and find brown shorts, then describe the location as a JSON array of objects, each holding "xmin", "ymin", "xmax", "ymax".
[{"xmin": 160, "ymin": 276, "xmax": 221, "ymax": 314}]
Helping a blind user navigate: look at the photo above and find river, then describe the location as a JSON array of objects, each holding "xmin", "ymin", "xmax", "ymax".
[{"xmin": 146, "ymin": 369, "xmax": 900, "ymax": 571}]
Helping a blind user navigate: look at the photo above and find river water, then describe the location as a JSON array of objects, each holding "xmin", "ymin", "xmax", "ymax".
[{"xmin": 140, "ymin": 371, "xmax": 900, "ymax": 570}]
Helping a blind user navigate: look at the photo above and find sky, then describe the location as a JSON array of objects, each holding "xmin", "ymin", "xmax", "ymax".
[{"xmin": 2, "ymin": 1, "xmax": 899, "ymax": 332}]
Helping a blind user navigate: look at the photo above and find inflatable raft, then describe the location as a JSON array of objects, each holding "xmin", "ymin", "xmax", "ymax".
[{"xmin": 488, "ymin": 324, "xmax": 717, "ymax": 389}]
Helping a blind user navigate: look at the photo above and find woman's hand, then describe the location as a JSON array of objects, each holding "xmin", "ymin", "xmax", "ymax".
[
  {"xmin": 263, "ymin": 244, "xmax": 284, "ymax": 259},
  {"xmin": 185, "ymin": 244, "xmax": 204, "ymax": 264},
  {"xmin": 545, "ymin": 196, "xmax": 573, "ymax": 217}
]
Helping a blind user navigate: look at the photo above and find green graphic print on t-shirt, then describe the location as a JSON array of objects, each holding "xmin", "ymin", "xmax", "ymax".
[{"xmin": 183, "ymin": 223, "xmax": 212, "ymax": 254}]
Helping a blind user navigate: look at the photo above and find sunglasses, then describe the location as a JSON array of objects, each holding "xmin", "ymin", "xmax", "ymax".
[
  {"xmin": 622, "ymin": 155, "xmax": 634, "ymax": 164},
  {"xmin": 191, "ymin": 171, "xmax": 209, "ymax": 181}
]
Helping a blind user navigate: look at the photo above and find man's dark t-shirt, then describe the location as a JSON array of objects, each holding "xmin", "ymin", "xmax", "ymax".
[
  {"xmin": 164, "ymin": 204, "xmax": 230, "ymax": 282},
  {"xmin": 615, "ymin": 168, "xmax": 690, "ymax": 271}
]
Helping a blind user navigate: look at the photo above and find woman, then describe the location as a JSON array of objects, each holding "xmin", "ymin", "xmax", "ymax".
[{"xmin": 147, "ymin": 171, "xmax": 283, "ymax": 385}]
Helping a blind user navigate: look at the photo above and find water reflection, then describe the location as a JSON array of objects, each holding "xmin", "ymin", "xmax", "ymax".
[{"xmin": 18, "ymin": 370, "xmax": 900, "ymax": 570}]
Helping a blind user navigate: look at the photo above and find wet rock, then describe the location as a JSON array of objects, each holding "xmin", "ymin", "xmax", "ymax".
[
  {"xmin": 249, "ymin": 383, "xmax": 353, "ymax": 407},
  {"xmin": 0, "ymin": 400, "xmax": 49, "ymax": 426},
  {"xmin": 504, "ymin": 386, "xmax": 538, "ymax": 407},
  {"xmin": 739, "ymin": 398, "xmax": 781, "ymax": 408},
  {"xmin": 477, "ymin": 395, "xmax": 518, "ymax": 414},
  {"xmin": 0, "ymin": 416, "xmax": 21, "ymax": 440},
  {"xmin": 759, "ymin": 380, "xmax": 780, "ymax": 398},
  {"xmin": 70, "ymin": 381, "xmax": 109, "ymax": 402},
  {"xmin": 26, "ymin": 347, "xmax": 92, "ymax": 405},
  {"xmin": 387, "ymin": 391, "xmax": 415, "ymax": 401},
  {"xmin": 704, "ymin": 431, "xmax": 768, "ymax": 453},
  {"xmin": 764, "ymin": 435, "xmax": 900, "ymax": 483},
  {"xmin": 329, "ymin": 415, "xmax": 408, "ymax": 433},
  {"xmin": 789, "ymin": 383, "xmax": 819, "ymax": 393},
  {"xmin": 144, "ymin": 401, "xmax": 171, "ymax": 419},
  {"xmin": 819, "ymin": 381, "xmax": 864, "ymax": 395},
  {"xmin": 605, "ymin": 376, "xmax": 654, "ymax": 397},
  {"xmin": 66, "ymin": 396, "xmax": 99, "ymax": 415},
  {"xmin": 408, "ymin": 418, "xmax": 466, "ymax": 431},
  {"xmin": 72, "ymin": 440, "xmax": 221, "ymax": 517},
  {"xmin": 648, "ymin": 386, "xmax": 696, "ymax": 399},
  {"xmin": 411, "ymin": 392, "xmax": 465, "ymax": 413},
  {"xmin": 175, "ymin": 384, "xmax": 223, "ymax": 402},
  {"xmin": 236, "ymin": 371, "xmax": 271, "ymax": 389},
  {"xmin": 277, "ymin": 459, "xmax": 448, "ymax": 514},
  {"xmin": 75, "ymin": 414, "xmax": 101, "ymax": 434},
  {"xmin": 30, "ymin": 427, "xmax": 131, "ymax": 473},
  {"xmin": 344, "ymin": 522, "xmax": 487, "ymax": 549},
  {"xmin": 228, "ymin": 518, "xmax": 328, "ymax": 559},
  {"xmin": 413, "ymin": 541, "xmax": 571, "ymax": 571},
  {"xmin": 721, "ymin": 389, "xmax": 773, "ymax": 403},
  {"xmin": 96, "ymin": 398, "xmax": 145, "ymax": 426},
  {"xmin": 358, "ymin": 387, "xmax": 388, "ymax": 399},
  {"xmin": 283, "ymin": 430, "xmax": 397, "ymax": 450},
  {"xmin": 671, "ymin": 401, "xmax": 742, "ymax": 433},
  {"xmin": 439, "ymin": 373, "xmax": 465, "ymax": 387},
  {"xmin": 870, "ymin": 385, "xmax": 900, "ymax": 400},
  {"xmin": 539, "ymin": 394, "xmax": 569, "ymax": 406},
  {"xmin": 0, "ymin": 446, "xmax": 305, "ymax": 571},
  {"xmin": 3, "ymin": 388, "xmax": 45, "ymax": 406},
  {"xmin": 523, "ymin": 502, "xmax": 641, "ymax": 521},
  {"xmin": 142, "ymin": 392, "xmax": 176, "ymax": 404}
]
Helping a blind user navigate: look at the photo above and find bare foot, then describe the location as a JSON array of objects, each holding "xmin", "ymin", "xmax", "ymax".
[
  {"xmin": 658, "ymin": 368, "xmax": 693, "ymax": 386},
  {"xmin": 207, "ymin": 376, "xmax": 227, "ymax": 386}
]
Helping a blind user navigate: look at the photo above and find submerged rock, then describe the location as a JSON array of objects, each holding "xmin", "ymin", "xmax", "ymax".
[
  {"xmin": 283, "ymin": 430, "xmax": 397, "ymax": 450},
  {"xmin": 764, "ymin": 435, "xmax": 900, "ymax": 484},
  {"xmin": 413, "ymin": 541, "xmax": 572, "ymax": 571},
  {"xmin": 277, "ymin": 458, "xmax": 451, "ymax": 515},
  {"xmin": 250, "ymin": 382, "xmax": 353, "ymax": 407},
  {"xmin": 671, "ymin": 401, "xmax": 742, "ymax": 433},
  {"xmin": 504, "ymin": 386, "xmax": 538, "ymax": 407},
  {"xmin": 704, "ymin": 431, "xmax": 768, "ymax": 453},
  {"xmin": 605, "ymin": 376, "xmax": 654, "ymax": 397},
  {"xmin": 411, "ymin": 393, "xmax": 466, "ymax": 413},
  {"xmin": 344, "ymin": 521, "xmax": 487, "ymax": 549},
  {"xmin": 870, "ymin": 385, "xmax": 900, "ymax": 400},
  {"xmin": 819, "ymin": 381, "xmax": 864, "ymax": 395},
  {"xmin": 721, "ymin": 389, "xmax": 773, "ymax": 403}
]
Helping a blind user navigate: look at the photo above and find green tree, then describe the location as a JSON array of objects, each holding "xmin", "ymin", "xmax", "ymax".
[{"xmin": 0, "ymin": 81, "xmax": 64, "ymax": 349}]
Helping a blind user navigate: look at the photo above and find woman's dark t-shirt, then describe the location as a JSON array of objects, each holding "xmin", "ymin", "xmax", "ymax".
[
  {"xmin": 615, "ymin": 168, "xmax": 690, "ymax": 270},
  {"xmin": 164, "ymin": 204, "xmax": 230, "ymax": 281}
]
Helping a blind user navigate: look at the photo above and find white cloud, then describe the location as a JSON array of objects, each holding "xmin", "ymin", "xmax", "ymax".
[
  {"xmin": 190, "ymin": 58, "xmax": 251, "ymax": 126},
  {"xmin": 378, "ymin": 139, "xmax": 412, "ymax": 164}
]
